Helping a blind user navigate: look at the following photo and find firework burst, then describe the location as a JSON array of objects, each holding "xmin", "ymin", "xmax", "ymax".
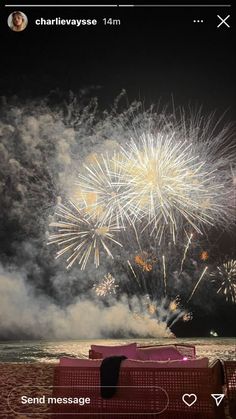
[
  {"xmin": 118, "ymin": 132, "xmax": 231, "ymax": 242},
  {"xmin": 169, "ymin": 296, "xmax": 181, "ymax": 312},
  {"xmin": 200, "ymin": 251, "xmax": 209, "ymax": 261},
  {"xmin": 48, "ymin": 200, "xmax": 122, "ymax": 269},
  {"xmin": 134, "ymin": 251, "xmax": 157, "ymax": 272},
  {"xmin": 73, "ymin": 153, "xmax": 134, "ymax": 227},
  {"xmin": 134, "ymin": 295, "xmax": 192, "ymax": 330},
  {"xmin": 47, "ymin": 102, "xmax": 235, "ymax": 336},
  {"xmin": 93, "ymin": 273, "xmax": 119, "ymax": 297},
  {"xmin": 182, "ymin": 312, "xmax": 193, "ymax": 322},
  {"xmin": 210, "ymin": 259, "xmax": 236, "ymax": 303}
]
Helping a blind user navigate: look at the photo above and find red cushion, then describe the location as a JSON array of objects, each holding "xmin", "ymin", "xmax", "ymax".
[{"xmin": 136, "ymin": 345, "xmax": 185, "ymax": 361}]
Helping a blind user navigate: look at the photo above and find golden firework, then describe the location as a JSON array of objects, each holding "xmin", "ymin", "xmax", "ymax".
[
  {"xmin": 169, "ymin": 297, "xmax": 180, "ymax": 312},
  {"xmin": 134, "ymin": 251, "xmax": 157, "ymax": 272},
  {"xmin": 200, "ymin": 251, "xmax": 209, "ymax": 261}
]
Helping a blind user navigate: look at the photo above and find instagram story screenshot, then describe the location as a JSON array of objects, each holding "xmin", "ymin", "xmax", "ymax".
[{"xmin": 0, "ymin": 1, "xmax": 235, "ymax": 418}]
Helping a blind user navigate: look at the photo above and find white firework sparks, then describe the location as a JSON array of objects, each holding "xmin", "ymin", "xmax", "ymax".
[
  {"xmin": 48, "ymin": 201, "xmax": 122, "ymax": 269},
  {"xmin": 180, "ymin": 232, "xmax": 193, "ymax": 273},
  {"xmin": 93, "ymin": 273, "xmax": 119, "ymax": 297},
  {"xmin": 48, "ymin": 107, "xmax": 235, "ymax": 271},
  {"xmin": 210, "ymin": 259, "xmax": 236, "ymax": 303},
  {"xmin": 162, "ymin": 254, "xmax": 167, "ymax": 296},
  {"xmin": 187, "ymin": 266, "xmax": 208, "ymax": 303},
  {"xmin": 118, "ymin": 132, "xmax": 230, "ymax": 242},
  {"xmin": 72, "ymin": 153, "xmax": 135, "ymax": 227}
]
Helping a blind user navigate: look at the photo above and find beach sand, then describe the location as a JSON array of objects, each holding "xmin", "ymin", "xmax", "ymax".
[{"xmin": 0, "ymin": 363, "xmax": 54, "ymax": 418}]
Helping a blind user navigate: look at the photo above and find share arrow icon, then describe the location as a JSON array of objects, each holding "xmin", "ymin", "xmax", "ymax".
[{"xmin": 211, "ymin": 394, "xmax": 225, "ymax": 406}]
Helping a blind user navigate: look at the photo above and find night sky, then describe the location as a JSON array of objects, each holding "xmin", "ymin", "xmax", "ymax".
[
  {"xmin": 0, "ymin": 2, "xmax": 235, "ymax": 338},
  {"xmin": 1, "ymin": 3, "xmax": 235, "ymax": 110}
]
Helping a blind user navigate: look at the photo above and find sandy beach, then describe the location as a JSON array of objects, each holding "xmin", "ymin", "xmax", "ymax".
[{"xmin": 0, "ymin": 363, "xmax": 54, "ymax": 419}]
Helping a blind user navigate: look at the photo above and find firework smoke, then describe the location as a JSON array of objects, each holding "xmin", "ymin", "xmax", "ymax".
[{"xmin": 0, "ymin": 269, "xmax": 172, "ymax": 339}]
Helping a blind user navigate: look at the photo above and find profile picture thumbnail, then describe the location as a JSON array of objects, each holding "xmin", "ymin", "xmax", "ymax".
[{"xmin": 8, "ymin": 11, "xmax": 28, "ymax": 32}]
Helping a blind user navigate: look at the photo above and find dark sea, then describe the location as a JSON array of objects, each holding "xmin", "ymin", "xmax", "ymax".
[{"xmin": 0, "ymin": 338, "xmax": 235, "ymax": 363}]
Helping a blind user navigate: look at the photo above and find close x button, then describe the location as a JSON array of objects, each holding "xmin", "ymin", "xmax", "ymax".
[{"xmin": 217, "ymin": 15, "xmax": 230, "ymax": 28}]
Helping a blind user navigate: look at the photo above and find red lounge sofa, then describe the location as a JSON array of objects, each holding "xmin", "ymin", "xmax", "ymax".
[{"xmin": 52, "ymin": 357, "xmax": 225, "ymax": 418}]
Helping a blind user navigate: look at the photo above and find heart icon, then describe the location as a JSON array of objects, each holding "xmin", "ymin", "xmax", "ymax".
[{"xmin": 182, "ymin": 393, "xmax": 197, "ymax": 407}]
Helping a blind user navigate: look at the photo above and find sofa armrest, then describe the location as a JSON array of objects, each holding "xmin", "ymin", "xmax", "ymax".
[
  {"xmin": 89, "ymin": 349, "xmax": 102, "ymax": 359},
  {"xmin": 209, "ymin": 359, "xmax": 225, "ymax": 385},
  {"xmin": 223, "ymin": 360, "xmax": 236, "ymax": 419}
]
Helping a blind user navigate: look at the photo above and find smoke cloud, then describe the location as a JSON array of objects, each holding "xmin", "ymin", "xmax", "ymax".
[{"xmin": 0, "ymin": 268, "xmax": 171, "ymax": 339}]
